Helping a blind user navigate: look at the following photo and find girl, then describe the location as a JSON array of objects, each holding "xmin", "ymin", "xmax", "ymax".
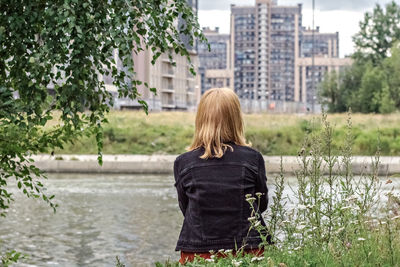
[{"xmin": 173, "ymin": 88, "xmax": 269, "ymax": 264}]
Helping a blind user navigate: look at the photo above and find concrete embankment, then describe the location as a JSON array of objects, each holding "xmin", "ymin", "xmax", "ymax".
[{"xmin": 32, "ymin": 155, "xmax": 400, "ymax": 176}]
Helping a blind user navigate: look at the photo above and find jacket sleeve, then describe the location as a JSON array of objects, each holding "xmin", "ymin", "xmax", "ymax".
[
  {"xmin": 174, "ymin": 158, "xmax": 188, "ymax": 215},
  {"xmin": 256, "ymin": 153, "xmax": 269, "ymax": 213}
]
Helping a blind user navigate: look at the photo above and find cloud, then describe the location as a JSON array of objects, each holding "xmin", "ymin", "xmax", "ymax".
[
  {"xmin": 301, "ymin": 9, "xmax": 364, "ymax": 57},
  {"xmin": 303, "ymin": 0, "xmax": 381, "ymax": 11},
  {"xmin": 198, "ymin": 10, "xmax": 231, "ymax": 32},
  {"xmin": 199, "ymin": 0, "xmax": 253, "ymax": 11},
  {"xmin": 199, "ymin": 0, "xmax": 390, "ymax": 12}
]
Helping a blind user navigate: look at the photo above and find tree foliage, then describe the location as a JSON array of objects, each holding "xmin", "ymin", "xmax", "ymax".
[
  {"xmin": 0, "ymin": 0, "xmax": 207, "ymax": 215},
  {"xmin": 320, "ymin": 1, "xmax": 400, "ymax": 113},
  {"xmin": 320, "ymin": 43, "xmax": 400, "ymax": 114},
  {"xmin": 383, "ymin": 42, "xmax": 400, "ymax": 109},
  {"xmin": 353, "ymin": 1, "xmax": 400, "ymax": 65}
]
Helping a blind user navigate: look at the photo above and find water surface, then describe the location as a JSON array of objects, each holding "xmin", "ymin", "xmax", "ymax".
[{"xmin": 0, "ymin": 174, "xmax": 181, "ymax": 266}]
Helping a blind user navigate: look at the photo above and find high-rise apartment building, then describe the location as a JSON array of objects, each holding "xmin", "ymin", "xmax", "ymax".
[
  {"xmin": 301, "ymin": 27, "xmax": 339, "ymax": 58},
  {"xmin": 231, "ymin": 5, "xmax": 257, "ymax": 99},
  {"xmin": 295, "ymin": 57, "xmax": 352, "ymax": 104},
  {"xmin": 198, "ymin": 27, "xmax": 233, "ymax": 94},
  {"xmin": 269, "ymin": 4, "xmax": 302, "ymax": 102},
  {"xmin": 295, "ymin": 27, "xmax": 351, "ymax": 104},
  {"xmin": 105, "ymin": 0, "xmax": 201, "ymax": 111},
  {"xmin": 231, "ymin": 0, "xmax": 352, "ymax": 112},
  {"xmin": 231, "ymin": 0, "xmax": 301, "ymax": 103}
]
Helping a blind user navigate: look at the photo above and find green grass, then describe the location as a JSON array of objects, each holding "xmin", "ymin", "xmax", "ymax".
[
  {"xmin": 53, "ymin": 111, "xmax": 400, "ymax": 155},
  {"xmin": 156, "ymin": 229, "xmax": 400, "ymax": 267}
]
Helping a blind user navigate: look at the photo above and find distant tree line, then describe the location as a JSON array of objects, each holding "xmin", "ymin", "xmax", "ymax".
[{"xmin": 319, "ymin": 1, "xmax": 400, "ymax": 113}]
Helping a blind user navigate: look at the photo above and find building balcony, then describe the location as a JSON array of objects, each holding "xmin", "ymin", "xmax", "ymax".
[
  {"xmin": 186, "ymin": 73, "xmax": 196, "ymax": 81},
  {"xmin": 161, "ymin": 103, "xmax": 176, "ymax": 109},
  {"xmin": 161, "ymin": 100, "xmax": 176, "ymax": 108},
  {"xmin": 162, "ymin": 70, "xmax": 174, "ymax": 78},
  {"xmin": 176, "ymin": 101, "xmax": 188, "ymax": 109},
  {"xmin": 161, "ymin": 88, "xmax": 174, "ymax": 93},
  {"xmin": 162, "ymin": 55, "xmax": 173, "ymax": 63}
]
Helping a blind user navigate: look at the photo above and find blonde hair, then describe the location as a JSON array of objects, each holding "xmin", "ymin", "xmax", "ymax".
[{"xmin": 188, "ymin": 88, "xmax": 250, "ymax": 159}]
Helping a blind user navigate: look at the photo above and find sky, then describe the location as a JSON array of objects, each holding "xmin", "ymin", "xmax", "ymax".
[{"xmin": 198, "ymin": 0, "xmax": 395, "ymax": 57}]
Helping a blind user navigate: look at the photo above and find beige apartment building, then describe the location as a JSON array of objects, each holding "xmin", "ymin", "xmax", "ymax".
[
  {"xmin": 104, "ymin": 50, "xmax": 200, "ymax": 111},
  {"xmin": 105, "ymin": 0, "xmax": 201, "ymax": 111}
]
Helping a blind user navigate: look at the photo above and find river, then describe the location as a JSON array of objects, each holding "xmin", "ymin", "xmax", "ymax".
[{"xmin": 0, "ymin": 174, "xmax": 398, "ymax": 266}]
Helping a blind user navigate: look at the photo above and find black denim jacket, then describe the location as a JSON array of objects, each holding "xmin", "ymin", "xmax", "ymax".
[{"xmin": 174, "ymin": 144, "xmax": 269, "ymax": 252}]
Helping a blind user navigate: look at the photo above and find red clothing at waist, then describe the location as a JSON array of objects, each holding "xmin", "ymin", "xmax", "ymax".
[{"xmin": 179, "ymin": 248, "xmax": 264, "ymax": 264}]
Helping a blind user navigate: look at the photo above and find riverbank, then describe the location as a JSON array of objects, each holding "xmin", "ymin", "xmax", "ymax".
[{"xmin": 33, "ymin": 154, "xmax": 400, "ymax": 175}]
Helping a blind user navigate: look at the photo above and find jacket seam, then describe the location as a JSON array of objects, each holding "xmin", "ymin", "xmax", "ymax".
[
  {"xmin": 240, "ymin": 166, "xmax": 245, "ymax": 236},
  {"xmin": 188, "ymin": 167, "xmax": 196, "ymax": 241}
]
